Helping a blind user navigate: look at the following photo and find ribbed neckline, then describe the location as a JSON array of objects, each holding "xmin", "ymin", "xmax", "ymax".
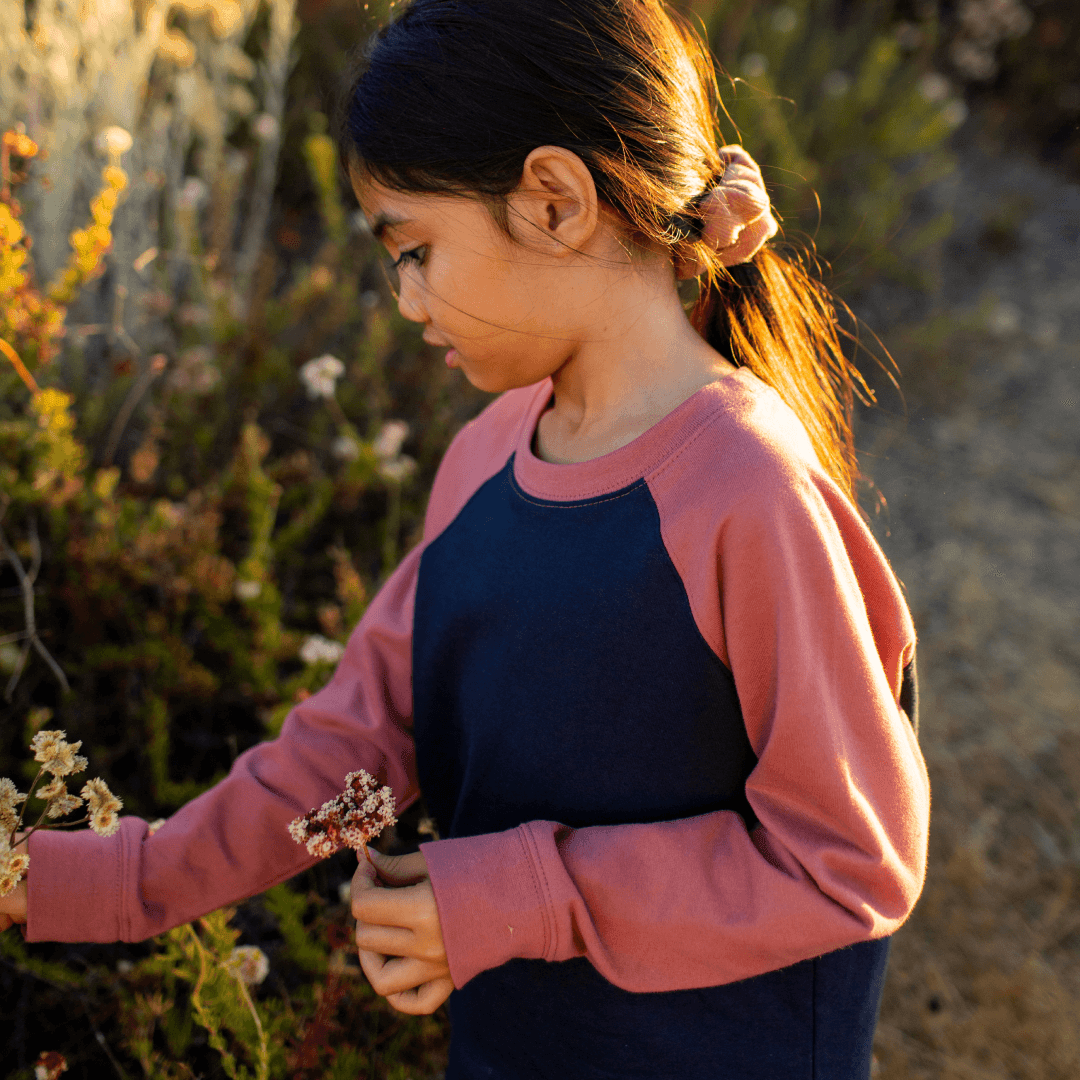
[{"xmin": 512, "ymin": 367, "xmax": 759, "ymax": 502}]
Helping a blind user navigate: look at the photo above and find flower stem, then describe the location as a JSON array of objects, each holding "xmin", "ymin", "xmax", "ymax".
[{"xmin": 11, "ymin": 763, "xmax": 45, "ymax": 837}]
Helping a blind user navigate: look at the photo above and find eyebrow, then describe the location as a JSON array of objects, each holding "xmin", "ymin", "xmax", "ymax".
[{"xmin": 370, "ymin": 213, "xmax": 413, "ymax": 242}]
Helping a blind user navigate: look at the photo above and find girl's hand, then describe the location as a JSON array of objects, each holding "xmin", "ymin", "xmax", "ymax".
[
  {"xmin": 1, "ymin": 832, "xmax": 29, "ymax": 932},
  {"xmin": 351, "ymin": 848, "xmax": 454, "ymax": 1015}
]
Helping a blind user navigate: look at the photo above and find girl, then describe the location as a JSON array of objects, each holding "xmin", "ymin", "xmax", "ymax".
[{"xmin": 5, "ymin": 0, "xmax": 930, "ymax": 1076}]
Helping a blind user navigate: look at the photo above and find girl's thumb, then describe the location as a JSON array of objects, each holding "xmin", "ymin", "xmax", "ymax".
[{"xmin": 366, "ymin": 847, "xmax": 426, "ymax": 885}]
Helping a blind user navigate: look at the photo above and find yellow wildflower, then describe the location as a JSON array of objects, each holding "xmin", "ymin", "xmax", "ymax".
[
  {"xmin": 2, "ymin": 130, "xmax": 38, "ymax": 158},
  {"xmin": 103, "ymin": 166, "xmax": 128, "ymax": 191}
]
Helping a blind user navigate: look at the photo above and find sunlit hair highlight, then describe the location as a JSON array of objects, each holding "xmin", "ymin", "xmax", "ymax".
[{"xmin": 336, "ymin": 0, "xmax": 881, "ymax": 504}]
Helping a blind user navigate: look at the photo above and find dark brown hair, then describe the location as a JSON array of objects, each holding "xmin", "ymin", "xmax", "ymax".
[{"xmin": 336, "ymin": 0, "xmax": 876, "ymax": 502}]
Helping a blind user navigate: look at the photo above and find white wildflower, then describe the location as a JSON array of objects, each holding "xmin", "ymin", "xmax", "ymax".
[
  {"xmin": 299, "ymin": 635, "xmax": 345, "ymax": 666},
  {"xmin": 37, "ymin": 777, "xmax": 83, "ymax": 819},
  {"xmin": 95, "ymin": 126, "xmax": 133, "ymax": 159},
  {"xmin": 252, "ymin": 113, "xmax": 280, "ymax": 142},
  {"xmin": 0, "ymin": 777, "xmax": 27, "ymax": 832},
  {"xmin": 300, "ymin": 354, "xmax": 345, "ymax": 399},
  {"xmin": 373, "ymin": 420, "xmax": 410, "ymax": 461},
  {"xmin": 0, "ymin": 847, "xmax": 30, "ymax": 897},
  {"xmin": 378, "ymin": 456, "xmax": 417, "ymax": 483},
  {"xmin": 332, "ymin": 435, "xmax": 361, "ymax": 461},
  {"xmin": 917, "ymin": 72, "xmax": 951, "ymax": 103},
  {"xmin": 227, "ymin": 945, "xmax": 270, "ymax": 986},
  {"xmin": 81, "ymin": 778, "xmax": 123, "ymax": 838},
  {"xmin": 234, "ymin": 580, "xmax": 263, "ymax": 601},
  {"xmin": 30, "ymin": 731, "xmax": 88, "ymax": 777}
]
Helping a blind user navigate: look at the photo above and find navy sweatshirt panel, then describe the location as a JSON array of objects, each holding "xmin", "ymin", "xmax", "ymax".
[{"xmin": 413, "ymin": 454, "xmax": 757, "ymax": 841}]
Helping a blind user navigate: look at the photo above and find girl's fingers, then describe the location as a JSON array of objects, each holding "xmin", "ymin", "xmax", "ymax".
[
  {"xmin": 354, "ymin": 921, "xmax": 416, "ymax": 957},
  {"xmin": 386, "ymin": 975, "xmax": 455, "ymax": 1016},
  {"xmin": 357, "ymin": 949, "xmax": 448, "ymax": 998},
  {"xmin": 352, "ymin": 880, "xmax": 434, "ymax": 928}
]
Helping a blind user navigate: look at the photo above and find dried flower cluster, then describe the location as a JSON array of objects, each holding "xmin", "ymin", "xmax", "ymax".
[
  {"xmin": 1, "ymin": 729, "xmax": 123, "ymax": 897},
  {"xmin": 34, "ymin": 1051, "xmax": 68, "ymax": 1080},
  {"xmin": 288, "ymin": 769, "xmax": 396, "ymax": 858}
]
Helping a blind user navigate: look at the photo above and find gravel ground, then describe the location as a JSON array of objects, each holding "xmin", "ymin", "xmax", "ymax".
[{"xmin": 853, "ymin": 137, "xmax": 1080, "ymax": 1077}]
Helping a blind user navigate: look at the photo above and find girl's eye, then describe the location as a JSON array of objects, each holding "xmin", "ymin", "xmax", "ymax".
[{"xmin": 393, "ymin": 246, "xmax": 426, "ymax": 270}]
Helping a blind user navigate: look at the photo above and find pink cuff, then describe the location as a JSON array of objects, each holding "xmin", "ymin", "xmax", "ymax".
[
  {"xmin": 26, "ymin": 816, "xmax": 149, "ymax": 943},
  {"xmin": 421, "ymin": 824, "xmax": 553, "ymax": 988}
]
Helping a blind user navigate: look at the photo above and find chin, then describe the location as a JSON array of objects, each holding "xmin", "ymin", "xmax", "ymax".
[{"xmin": 463, "ymin": 368, "xmax": 538, "ymax": 395}]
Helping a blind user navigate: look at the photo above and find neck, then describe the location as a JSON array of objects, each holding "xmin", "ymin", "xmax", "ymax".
[{"xmin": 537, "ymin": 267, "xmax": 735, "ymax": 462}]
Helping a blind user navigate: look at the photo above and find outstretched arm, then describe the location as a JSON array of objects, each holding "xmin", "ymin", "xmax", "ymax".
[{"xmin": 24, "ymin": 543, "xmax": 422, "ymax": 944}]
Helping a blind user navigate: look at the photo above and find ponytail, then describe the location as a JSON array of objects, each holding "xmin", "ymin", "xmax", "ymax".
[{"xmin": 691, "ymin": 248, "xmax": 875, "ymax": 504}]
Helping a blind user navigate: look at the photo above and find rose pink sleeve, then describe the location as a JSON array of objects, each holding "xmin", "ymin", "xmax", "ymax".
[
  {"xmin": 421, "ymin": 416, "xmax": 929, "ymax": 992},
  {"xmin": 25, "ymin": 541, "xmax": 422, "ymax": 944}
]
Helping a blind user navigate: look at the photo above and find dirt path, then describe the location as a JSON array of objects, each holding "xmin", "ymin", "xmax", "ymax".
[{"xmin": 856, "ymin": 141, "xmax": 1080, "ymax": 1078}]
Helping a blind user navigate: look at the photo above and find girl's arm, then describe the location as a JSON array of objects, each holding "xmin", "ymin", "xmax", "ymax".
[
  {"xmin": 418, "ymin": 443, "xmax": 930, "ymax": 993},
  {"xmin": 24, "ymin": 542, "xmax": 422, "ymax": 944}
]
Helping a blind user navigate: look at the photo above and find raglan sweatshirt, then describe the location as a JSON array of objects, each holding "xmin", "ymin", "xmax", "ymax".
[{"xmin": 26, "ymin": 369, "xmax": 929, "ymax": 1080}]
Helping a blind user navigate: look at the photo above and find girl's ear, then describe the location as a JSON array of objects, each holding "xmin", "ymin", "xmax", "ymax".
[{"xmin": 507, "ymin": 145, "xmax": 600, "ymax": 258}]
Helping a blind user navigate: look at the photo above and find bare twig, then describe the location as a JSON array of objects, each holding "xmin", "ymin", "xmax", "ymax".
[
  {"xmin": 101, "ymin": 353, "xmax": 168, "ymax": 467},
  {"xmin": 0, "ymin": 520, "xmax": 69, "ymax": 700},
  {"xmin": 234, "ymin": 0, "xmax": 299, "ymax": 321}
]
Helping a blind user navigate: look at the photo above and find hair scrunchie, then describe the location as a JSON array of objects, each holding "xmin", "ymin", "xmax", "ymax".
[{"xmin": 672, "ymin": 145, "xmax": 779, "ymax": 278}]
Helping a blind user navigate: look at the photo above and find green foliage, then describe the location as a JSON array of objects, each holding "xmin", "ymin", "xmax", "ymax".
[{"xmin": 262, "ymin": 885, "xmax": 328, "ymax": 975}]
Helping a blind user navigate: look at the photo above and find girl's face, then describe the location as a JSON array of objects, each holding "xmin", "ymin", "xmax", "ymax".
[{"xmin": 354, "ymin": 176, "xmax": 591, "ymax": 395}]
